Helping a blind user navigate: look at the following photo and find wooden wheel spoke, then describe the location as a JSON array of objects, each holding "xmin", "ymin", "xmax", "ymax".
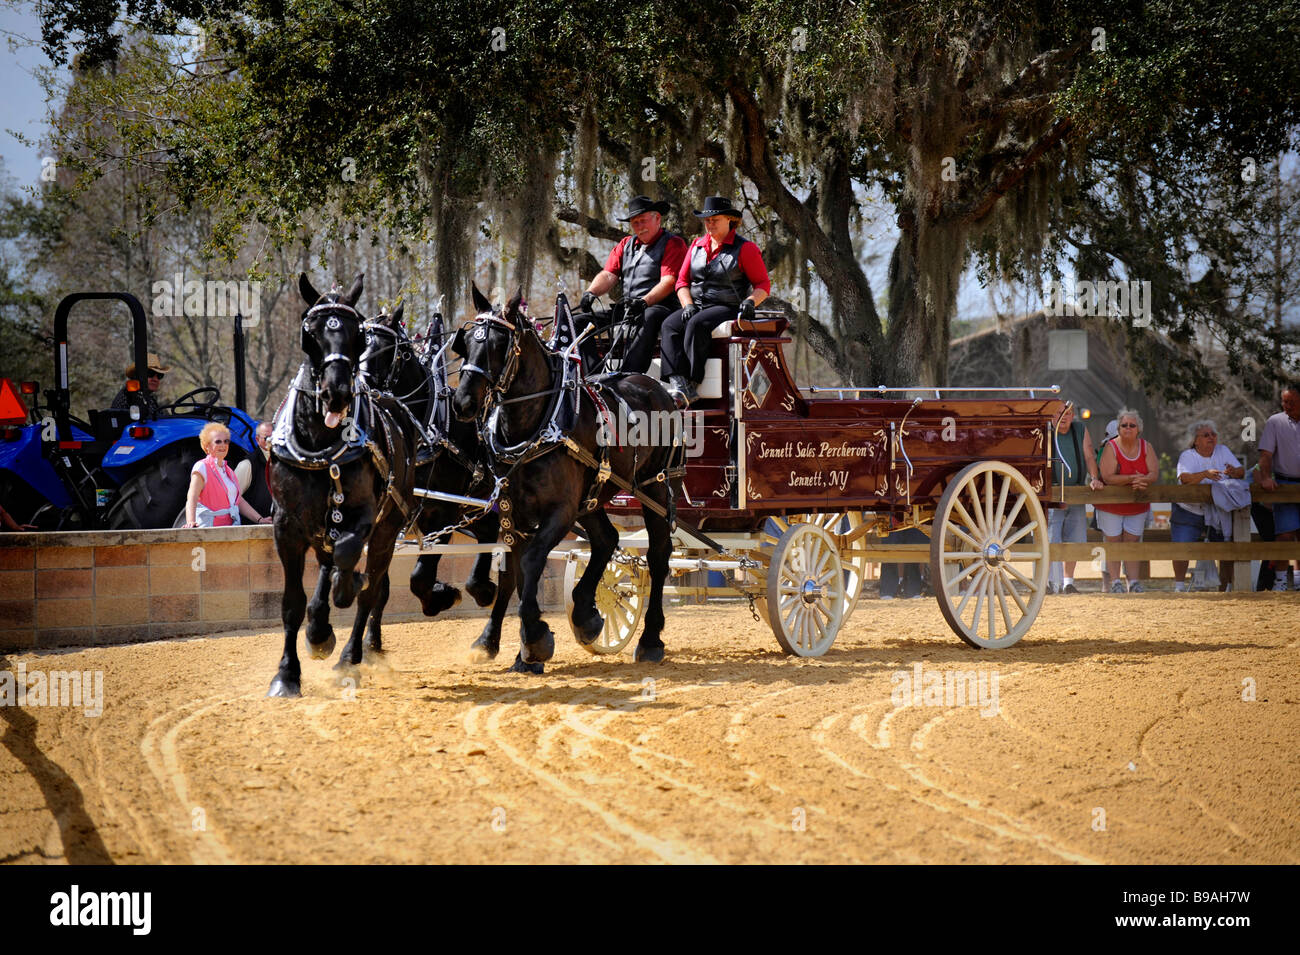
[
  {"xmin": 984, "ymin": 471, "xmax": 996, "ymax": 532},
  {"xmin": 1003, "ymin": 520, "xmax": 1039, "ymax": 548},
  {"xmin": 957, "ymin": 491, "xmax": 987, "ymax": 537},
  {"xmin": 945, "ymin": 560, "xmax": 983, "ymax": 592},
  {"xmin": 956, "ymin": 566, "xmax": 988, "ymax": 617},
  {"xmin": 1002, "ymin": 561, "xmax": 1035, "ymax": 590},
  {"xmin": 945, "ymin": 522, "xmax": 983, "ymax": 551},
  {"xmin": 996, "ymin": 492, "xmax": 1028, "ymax": 540},
  {"xmin": 999, "ymin": 568, "xmax": 1030, "ymax": 614},
  {"xmin": 994, "ymin": 573, "xmax": 1015, "ymax": 635},
  {"xmin": 993, "ymin": 475, "xmax": 1011, "ymax": 535}
]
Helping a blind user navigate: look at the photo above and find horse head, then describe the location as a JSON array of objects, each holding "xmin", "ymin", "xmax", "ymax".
[
  {"xmin": 451, "ymin": 285, "xmax": 526, "ymax": 423},
  {"xmin": 298, "ymin": 272, "xmax": 365, "ymax": 429},
  {"xmin": 360, "ymin": 301, "xmax": 409, "ymax": 391}
]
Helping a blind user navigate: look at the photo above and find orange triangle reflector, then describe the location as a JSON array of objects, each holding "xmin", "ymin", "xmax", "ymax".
[{"xmin": 0, "ymin": 378, "xmax": 29, "ymax": 426}]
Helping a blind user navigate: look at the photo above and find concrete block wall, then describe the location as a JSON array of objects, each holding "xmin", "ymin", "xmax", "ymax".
[{"xmin": 0, "ymin": 527, "xmax": 562, "ymax": 651}]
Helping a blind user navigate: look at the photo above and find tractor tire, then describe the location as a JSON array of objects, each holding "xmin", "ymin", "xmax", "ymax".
[{"xmin": 106, "ymin": 444, "xmax": 195, "ymax": 530}]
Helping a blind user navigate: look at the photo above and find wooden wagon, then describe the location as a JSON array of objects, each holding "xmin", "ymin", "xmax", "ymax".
[{"xmin": 566, "ymin": 312, "xmax": 1065, "ymax": 655}]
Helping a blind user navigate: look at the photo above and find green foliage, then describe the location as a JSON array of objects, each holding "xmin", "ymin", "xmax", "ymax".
[{"xmin": 31, "ymin": 0, "xmax": 1300, "ymax": 397}]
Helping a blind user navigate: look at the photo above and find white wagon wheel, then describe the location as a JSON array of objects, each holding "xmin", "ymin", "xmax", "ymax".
[
  {"xmin": 563, "ymin": 552, "xmax": 649, "ymax": 655},
  {"xmin": 758, "ymin": 512, "xmax": 868, "ymax": 616},
  {"xmin": 764, "ymin": 522, "xmax": 847, "ymax": 657},
  {"xmin": 930, "ymin": 461, "xmax": 1048, "ymax": 649}
]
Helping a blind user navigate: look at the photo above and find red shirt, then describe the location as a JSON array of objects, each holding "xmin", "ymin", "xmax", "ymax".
[
  {"xmin": 603, "ymin": 230, "xmax": 687, "ymax": 282},
  {"xmin": 1097, "ymin": 438, "xmax": 1152, "ymax": 515},
  {"xmin": 675, "ymin": 230, "xmax": 772, "ymax": 294}
]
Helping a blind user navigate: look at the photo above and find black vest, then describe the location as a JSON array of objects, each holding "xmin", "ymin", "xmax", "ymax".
[
  {"xmin": 620, "ymin": 231, "xmax": 674, "ymax": 301},
  {"xmin": 689, "ymin": 235, "xmax": 753, "ymax": 307}
]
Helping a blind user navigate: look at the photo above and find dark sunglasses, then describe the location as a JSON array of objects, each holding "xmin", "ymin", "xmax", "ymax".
[{"xmin": 148, "ymin": 371, "xmax": 165, "ymax": 379}]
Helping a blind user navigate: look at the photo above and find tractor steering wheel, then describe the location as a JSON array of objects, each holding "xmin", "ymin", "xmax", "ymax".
[{"xmin": 163, "ymin": 387, "xmax": 222, "ymax": 416}]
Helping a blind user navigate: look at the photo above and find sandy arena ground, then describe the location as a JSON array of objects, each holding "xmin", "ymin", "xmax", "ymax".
[{"xmin": 2, "ymin": 592, "xmax": 1298, "ymax": 864}]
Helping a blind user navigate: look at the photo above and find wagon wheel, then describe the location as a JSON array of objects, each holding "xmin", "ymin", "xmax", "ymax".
[
  {"xmin": 930, "ymin": 461, "xmax": 1048, "ymax": 649},
  {"xmin": 758, "ymin": 512, "xmax": 868, "ymax": 616},
  {"xmin": 765, "ymin": 522, "xmax": 846, "ymax": 657},
  {"xmin": 563, "ymin": 552, "xmax": 649, "ymax": 655}
]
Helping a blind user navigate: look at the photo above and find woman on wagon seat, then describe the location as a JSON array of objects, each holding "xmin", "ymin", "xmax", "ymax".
[{"xmin": 659, "ymin": 195, "xmax": 771, "ymax": 407}]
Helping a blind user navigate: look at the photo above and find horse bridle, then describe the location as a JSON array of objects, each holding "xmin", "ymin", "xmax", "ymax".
[
  {"xmin": 302, "ymin": 300, "xmax": 362, "ymax": 382},
  {"xmin": 360, "ymin": 321, "xmax": 411, "ymax": 394},
  {"xmin": 459, "ymin": 311, "xmax": 526, "ymax": 403}
]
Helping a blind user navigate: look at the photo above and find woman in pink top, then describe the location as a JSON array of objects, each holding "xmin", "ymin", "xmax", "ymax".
[
  {"xmin": 1097, "ymin": 408, "xmax": 1158, "ymax": 593},
  {"xmin": 185, "ymin": 422, "xmax": 271, "ymax": 527}
]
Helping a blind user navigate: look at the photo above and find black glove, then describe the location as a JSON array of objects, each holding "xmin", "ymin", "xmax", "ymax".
[
  {"xmin": 625, "ymin": 297, "xmax": 647, "ymax": 320},
  {"xmin": 739, "ymin": 299, "xmax": 756, "ymax": 324},
  {"xmin": 579, "ymin": 291, "xmax": 596, "ymax": 313},
  {"xmin": 680, "ymin": 302, "xmax": 700, "ymax": 321}
]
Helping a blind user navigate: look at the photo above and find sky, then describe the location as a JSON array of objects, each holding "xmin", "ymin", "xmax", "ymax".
[{"xmin": 0, "ymin": 2, "xmax": 62, "ymax": 188}]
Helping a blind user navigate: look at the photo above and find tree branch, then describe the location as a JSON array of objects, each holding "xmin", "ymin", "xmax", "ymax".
[
  {"xmin": 945, "ymin": 116, "xmax": 1075, "ymax": 224},
  {"xmin": 556, "ymin": 207, "xmax": 625, "ymax": 242}
]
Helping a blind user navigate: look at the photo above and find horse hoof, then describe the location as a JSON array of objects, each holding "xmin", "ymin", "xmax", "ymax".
[
  {"xmin": 362, "ymin": 646, "xmax": 386, "ymax": 667},
  {"xmin": 267, "ymin": 676, "xmax": 301, "ymax": 698},
  {"xmin": 633, "ymin": 642, "xmax": 666, "ymax": 664},
  {"xmin": 509, "ymin": 653, "xmax": 545, "ymax": 675},
  {"xmin": 465, "ymin": 577, "xmax": 497, "ymax": 607},
  {"xmin": 522, "ymin": 626, "xmax": 555, "ymax": 663},
  {"xmin": 306, "ymin": 629, "xmax": 336, "ymax": 659},
  {"xmin": 419, "ymin": 584, "xmax": 461, "ymax": 617},
  {"xmin": 468, "ymin": 634, "xmax": 500, "ymax": 664},
  {"xmin": 570, "ymin": 607, "xmax": 604, "ymax": 646},
  {"xmin": 332, "ymin": 658, "xmax": 362, "ymax": 678}
]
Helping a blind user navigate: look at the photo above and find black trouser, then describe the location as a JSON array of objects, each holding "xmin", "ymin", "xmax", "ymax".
[
  {"xmin": 574, "ymin": 302, "xmax": 671, "ymax": 374},
  {"xmin": 659, "ymin": 303, "xmax": 735, "ymax": 383},
  {"xmin": 620, "ymin": 303, "xmax": 672, "ymax": 374}
]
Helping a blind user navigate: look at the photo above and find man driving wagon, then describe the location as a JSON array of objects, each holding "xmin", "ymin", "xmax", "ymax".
[{"xmin": 578, "ymin": 194, "xmax": 688, "ymax": 374}]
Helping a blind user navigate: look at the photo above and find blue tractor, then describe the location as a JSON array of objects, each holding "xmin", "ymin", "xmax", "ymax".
[{"xmin": 0, "ymin": 292, "xmax": 271, "ymax": 529}]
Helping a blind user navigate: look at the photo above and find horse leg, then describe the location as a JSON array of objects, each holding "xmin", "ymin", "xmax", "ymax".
[
  {"xmin": 365, "ymin": 572, "xmax": 390, "ymax": 655},
  {"xmin": 464, "ymin": 512, "xmax": 501, "ymax": 607},
  {"xmin": 269, "ymin": 537, "xmax": 308, "ymax": 697},
  {"xmin": 305, "ymin": 558, "xmax": 336, "ymax": 659},
  {"xmin": 331, "ymin": 519, "xmax": 372, "ymax": 609},
  {"xmin": 469, "ymin": 547, "xmax": 515, "ymax": 663},
  {"xmin": 410, "ymin": 546, "xmax": 461, "ymax": 616},
  {"xmin": 336, "ymin": 518, "xmax": 394, "ymax": 672},
  {"xmin": 634, "ymin": 506, "xmax": 672, "ymax": 664},
  {"xmin": 570, "ymin": 510, "xmax": 619, "ymax": 645},
  {"xmin": 512, "ymin": 512, "xmax": 572, "ymax": 673}
]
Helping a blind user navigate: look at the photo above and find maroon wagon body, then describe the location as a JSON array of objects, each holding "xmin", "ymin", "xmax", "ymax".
[{"xmin": 604, "ymin": 316, "xmax": 1063, "ymax": 529}]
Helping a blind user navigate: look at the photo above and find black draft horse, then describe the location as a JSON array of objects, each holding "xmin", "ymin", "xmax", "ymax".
[
  {"xmin": 452, "ymin": 286, "xmax": 677, "ymax": 671},
  {"xmin": 359, "ymin": 305, "xmax": 516, "ymax": 661},
  {"xmin": 267, "ymin": 274, "xmax": 416, "ymax": 697}
]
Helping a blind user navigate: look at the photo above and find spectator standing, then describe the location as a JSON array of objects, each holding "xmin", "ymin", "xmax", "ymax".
[
  {"xmin": 1048, "ymin": 400, "xmax": 1103, "ymax": 594},
  {"xmin": 1097, "ymin": 408, "xmax": 1158, "ymax": 593},
  {"xmin": 185, "ymin": 422, "xmax": 271, "ymax": 527},
  {"xmin": 1171, "ymin": 420, "xmax": 1244, "ymax": 591},
  {"xmin": 1258, "ymin": 382, "xmax": 1300, "ymax": 591}
]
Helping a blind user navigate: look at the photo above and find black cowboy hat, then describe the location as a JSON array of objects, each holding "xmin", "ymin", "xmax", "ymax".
[
  {"xmin": 618, "ymin": 195, "xmax": 672, "ymax": 220},
  {"xmin": 693, "ymin": 195, "xmax": 743, "ymax": 218}
]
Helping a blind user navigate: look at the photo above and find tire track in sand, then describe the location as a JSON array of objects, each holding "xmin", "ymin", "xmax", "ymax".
[{"xmin": 466, "ymin": 686, "xmax": 720, "ymax": 864}]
